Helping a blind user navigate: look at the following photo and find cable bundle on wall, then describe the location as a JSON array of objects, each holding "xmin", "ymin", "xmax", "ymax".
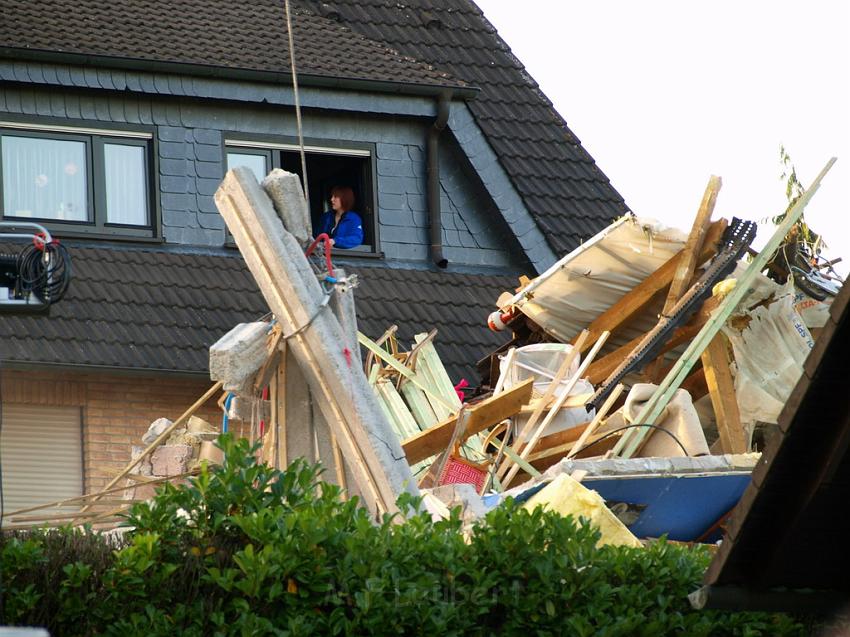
[{"xmin": 16, "ymin": 240, "xmax": 72, "ymax": 304}]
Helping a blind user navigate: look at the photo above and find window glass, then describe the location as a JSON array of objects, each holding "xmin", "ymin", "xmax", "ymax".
[
  {"xmin": 104, "ymin": 143, "xmax": 147, "ymax": 225},
  {"xmin": 1, "ymin": 135, "xmax": 88, "ymax": 222},
  {"xmin": 227, "ymin": 152, "xmax": 268, "ymax": 183}
]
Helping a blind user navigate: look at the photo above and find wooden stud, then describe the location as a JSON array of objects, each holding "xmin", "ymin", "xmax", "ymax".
[
  {"xmin": 402, "ymin": 377, "xmax": 534, "ymax": 465},
  {"xmin": 701, "ymin": 333, "xmax": 748, "ymax": 453},
  {"xmin": 570, "ymin": 219, "xmax": 728, "ymax": 354},
  {"xmin": 276, "ymin": 343, "xmax": 288, "ymax": 469},
  {"xmin": 586, "ymin": 295, "xmax": 720, "ymax": 384},
  {"xmin": 662, "ymin": 176, "xmax": 722, "ymax": 316}
]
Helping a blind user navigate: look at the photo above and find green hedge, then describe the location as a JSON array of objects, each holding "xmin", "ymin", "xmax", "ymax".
[{"xmin": 1, "ymin": 435, "xmax": 804, "ymax": 636}]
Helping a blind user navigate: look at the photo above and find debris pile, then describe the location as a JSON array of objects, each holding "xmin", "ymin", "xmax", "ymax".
[{"xmin": 8, "ymin": 160, "xmax": 841, "ymax": 548}]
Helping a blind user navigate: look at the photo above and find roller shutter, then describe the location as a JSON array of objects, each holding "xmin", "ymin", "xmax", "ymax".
[{"xmin": 1, "ymin": 404, "xmax": 83, "ymax": 520}]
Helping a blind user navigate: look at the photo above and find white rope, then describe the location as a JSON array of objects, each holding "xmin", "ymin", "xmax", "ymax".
[{"xmin": 283, "ymin": 0, "xmax": 310, "ymax": 205}]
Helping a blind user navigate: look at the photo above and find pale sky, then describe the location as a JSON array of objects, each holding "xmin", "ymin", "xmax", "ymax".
[{"xmin": 475, "ymin": 0, "xmax": 850, "ymax": 274}]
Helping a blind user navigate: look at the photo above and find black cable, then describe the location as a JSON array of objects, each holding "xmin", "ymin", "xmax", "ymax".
[
  {"xmin": 572, "ymin": 423, "xmax": 690, "ymax": 458},
  {"xmin": 16, "ymin": 241, "xmax": 72, "ymax": 303}
]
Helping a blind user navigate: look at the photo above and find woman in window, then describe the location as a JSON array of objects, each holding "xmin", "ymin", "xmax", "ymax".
[{"xmin": 317, "ymin": 185, "xmax": 364, "ymax": 249}]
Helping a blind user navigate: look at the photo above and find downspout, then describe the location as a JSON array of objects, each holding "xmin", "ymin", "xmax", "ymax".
[{"xmin": 428, "ymin": 91, "xmax": 452, "ymax": 268}]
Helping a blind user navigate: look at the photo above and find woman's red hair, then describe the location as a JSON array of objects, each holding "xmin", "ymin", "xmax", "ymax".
[{"xmin": 331, "ymin": 186, "xmax": 355, "ymax": 211}]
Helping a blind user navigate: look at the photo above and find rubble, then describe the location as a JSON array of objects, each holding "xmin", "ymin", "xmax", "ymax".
[{"xmin": 11, "ymin": 162, "xmax": 842, "ymax": 551}]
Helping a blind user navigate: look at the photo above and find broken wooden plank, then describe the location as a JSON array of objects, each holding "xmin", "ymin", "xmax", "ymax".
[
  {"xmin": 617, "ymin": 158, "xmax": 836, "ymax": 457},
  {"xmin": 358, "ymin": 331, "xmax": 457, "ymax": 412},
  {"xmin": 402, "ymin": 377, "xmax": 534, "ymax": 465},
  {"xmin": 662, "ymin": 176, "xmax": 722, "ymax": 316},
  {"xmin": 501, "ymin": 331, "xmax": 609, "ymax": 488},
  {"xmin": 701, "ymin": 333, "xmax": 748, "ymax": 454},
  {"xmin": 570, "ymin": 219, "xmax": 728, "ymax": 354},
  {"xmin": 586, "ymin": 294, "xmax": 720, "ymax": 385}
]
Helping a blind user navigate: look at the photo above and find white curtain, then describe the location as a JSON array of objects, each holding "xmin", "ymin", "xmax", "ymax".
[
  {"xmin": 105, "ymin": 143, "xmax": 147, "ymax": 225},
  {"xmin": 1, "ymin": 135, "xmax": 88, "ymax": 221}
]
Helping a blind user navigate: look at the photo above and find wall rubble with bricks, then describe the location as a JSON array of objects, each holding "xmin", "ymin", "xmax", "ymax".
[{"xmin": 0, "ymin": 370, "xmax": 220, "ymax": 494}]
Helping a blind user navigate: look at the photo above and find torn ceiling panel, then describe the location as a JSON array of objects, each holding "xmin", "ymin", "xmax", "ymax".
[{"xmin": 502, "ymin": 215, "xmax": 688, "ymax": 348}]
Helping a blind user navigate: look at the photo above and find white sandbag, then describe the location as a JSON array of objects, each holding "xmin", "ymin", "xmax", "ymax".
[{"xmin": 601, "ymin": 383, "xmax": 709, "ymax": 457}]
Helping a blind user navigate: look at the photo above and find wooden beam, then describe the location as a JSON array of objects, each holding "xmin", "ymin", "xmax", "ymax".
[
  {"xmin": 570, "ymin": 219, "xmax": 728, "ymax": 354},
  {"xmin": 216, "ymin": 167, "xmax": 416, "ymax": 515},
  {"xmin": 662, "ymin": 176, "xmax": 722, "ymax": 316},
  {"xmin": 402, "ymin": 377, "xmax": 534, "ymax": 465},
  {"xmin": 701, "ymin": 334, "xmax": 748, "ymax": 453},
  {"xmin": 586, "ymin": 295, "xmax": 720, "ymax": 384}
]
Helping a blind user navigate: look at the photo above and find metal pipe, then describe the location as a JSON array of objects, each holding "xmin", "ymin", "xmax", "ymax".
[{"xmin": 427, "ymin": 91, "xmax": 451, "ymax": 268}]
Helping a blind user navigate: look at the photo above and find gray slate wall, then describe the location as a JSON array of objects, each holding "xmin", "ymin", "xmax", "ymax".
[{"xmin": 0, "ymin": 83, "xmax": 526, "ymax": 271}]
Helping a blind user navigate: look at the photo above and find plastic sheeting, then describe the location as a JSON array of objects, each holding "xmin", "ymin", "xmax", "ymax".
[
  {"xmin": 722, "ymin": 278, "xmax": 816, "ymax": 437},
  {"xmin": 500, "ymin": 216, "xmax": 687, "ymax": 349},
  {"xmin": 499, "ymin": 343, "xmax": 595, "ymax": 435}
]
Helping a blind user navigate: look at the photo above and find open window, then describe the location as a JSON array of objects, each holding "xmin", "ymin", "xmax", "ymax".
[{"xmin": 226, "ymin": 139, "xmax": 378, "ymax": 254}]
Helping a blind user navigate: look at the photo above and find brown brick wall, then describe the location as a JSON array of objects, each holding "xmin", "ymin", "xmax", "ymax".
[{"xmin": 1, "ymin": 369, "xmax": 220, "ymax": 493}]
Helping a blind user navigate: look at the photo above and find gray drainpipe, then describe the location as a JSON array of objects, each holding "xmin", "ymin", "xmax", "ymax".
[{"xmin": 428, "ymin": 91, "xmax": 452, "ymax": 268}]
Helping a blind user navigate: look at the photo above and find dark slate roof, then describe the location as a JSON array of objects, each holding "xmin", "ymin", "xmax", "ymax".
[
  {"xmin": 0, "ymin": 0, "xmax": 466, "ymax": 89},
  {"xmin": 696, "ymin": 280, "xmax": 850, "ymax": 613},
  {"xmin": 295, "ymin": 0, "xmax": 629, "ymax": 254},
  {"xmin": 0, "ymin": 0, "xmax": 628, "ymax": 257},
  {"xmin": 0, "ymin": 244, "xmax": 513, "ymax": 384}
]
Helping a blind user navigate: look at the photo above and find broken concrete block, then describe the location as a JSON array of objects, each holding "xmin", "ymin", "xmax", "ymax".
[
  {"xmin": 209, "ymin": 322, "xmax": 270, "ymax": 391},
  {"xmin": 142, "ymin": 418, "xmax": 173, "ymax": 445},
  {"xmin": 187, "ymin": 415, "xmax": 219, "ymax": 441},
  {"xmin": 165, "ymin": 429, "xmax": 203, "ymax": 454},
  {"xmin": 198, "ymin": 440, "xmax": 224, "ymax": 465},
  {"xmin": 427, "ymin": 483, "xmax": 489, "ymax": 522},
  {"xmin": 151, "ymin": 445, "xmax": 194, "ymax": 477},
  {"xmin": 187, "ymin": 415, "xmax": 215, "ymax": 434},
  {"xmin": 262, "ymin": 168, "xmax": 311, "ymax": 246},
  {"xmin": 130, "ymin": 445, "xmax": 153, "ymax": 476},
  {"xmin": 226, "ymin": 396, "xmax": 271, "ymax": 424}
]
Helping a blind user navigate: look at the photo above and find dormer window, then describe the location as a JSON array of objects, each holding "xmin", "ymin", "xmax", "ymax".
[
  {"xmin": 225, "ymin": 138, "xmax": 379, "ymax": 255},
  {"xmin": 0, "ymin": 122, "xmax": 157, "ymax": 239}
]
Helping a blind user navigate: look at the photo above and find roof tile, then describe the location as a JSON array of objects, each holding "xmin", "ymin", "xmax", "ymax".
[{"xmin": 1, "ymin": 244, "xmax": 513, "ymax": 382}]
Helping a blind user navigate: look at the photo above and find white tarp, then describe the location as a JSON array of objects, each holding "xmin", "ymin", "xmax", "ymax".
[
  {"xmin": 500, "ymin": 216, "xmax": 688, "ymax": 349},
  {"xmin": 722, "ymin": 278, "xmax": 816, "ymax": 438}
]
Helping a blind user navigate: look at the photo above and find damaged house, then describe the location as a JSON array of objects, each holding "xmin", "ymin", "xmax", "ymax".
[{"xmin": 0, "ymin": 0, "xmax": 629, "ymax": 514}]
